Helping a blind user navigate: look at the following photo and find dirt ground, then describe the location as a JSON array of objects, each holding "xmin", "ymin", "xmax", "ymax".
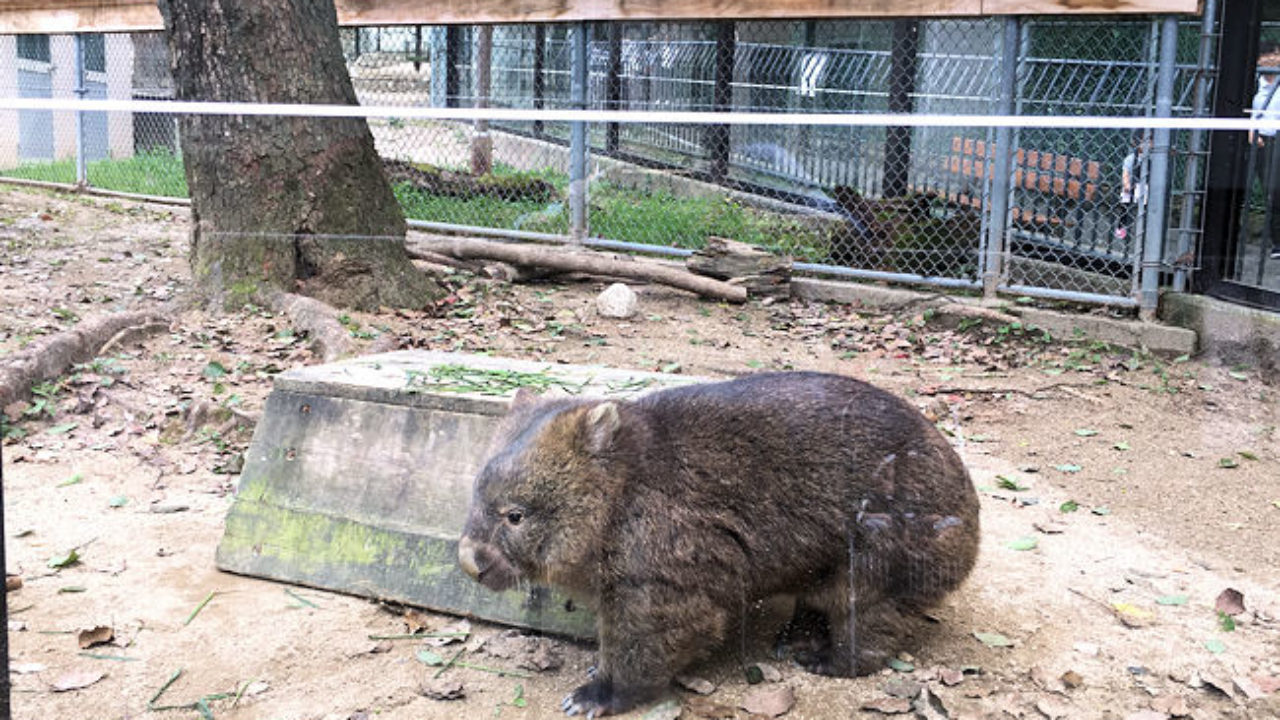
[{"xmin": 2, "ymin": 185, "xmax": 1279, "ymax": 720}]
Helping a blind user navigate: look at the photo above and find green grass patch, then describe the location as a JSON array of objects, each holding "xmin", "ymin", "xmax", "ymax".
[
  {"xmin": 1, "ymin": 150, "xmax": 187, "ymax": 198},
  {"xmin": 5, "ymin": 153, "xmax": 827, "ymax": 258}
]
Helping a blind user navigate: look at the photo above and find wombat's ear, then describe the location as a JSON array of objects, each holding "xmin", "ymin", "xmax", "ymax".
[
  {"xmin": 510, "ymin": 387, "xmax": 541, "ymax": 410},
  {"xmin": 583, "ymin": 402, "xmax": 621, "ymax": 456}
]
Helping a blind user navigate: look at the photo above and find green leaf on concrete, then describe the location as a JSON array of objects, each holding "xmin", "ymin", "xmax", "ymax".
[
  {"xmin": 1218, "ymin": 457, "xmax": 1239, "ymax": 469},
  {"xmin": 1155, "ymin": 595, "xmax": 1189, "ymax": 606},
  {"xmin": 996, "ymin": 475, "xmax": 1029, "ymax": 491},
  {"xmin": 108, "ymin": 496, "xmax": 129, "ymax": 508},
  {"xmin": 1054, "ymin": 463, "xmax": 1082, "ymax": 473},
  {"xmin": 887, "ymin": 658, "xmax": 915, "ymax": 673},
  {"xmin": 1074, "ymin": 428, "xmax": 1099, "ymax": 437},
  {"xmin": 973, "ymin": 632, "xmax": 1014, "ymax": 648},
  {"xmin": 1007, "ymin": 537, "xmax": 1038, "ymax": 551},
  {"xmin": 1229, "ymin": 371, "xmax": 1248, "ymax": 381},
  {"xmin": 48, "ymin": 548, "xmax": 81, "ymax": 569},
  {"xmin": 1217, "ymin": 611, "xmax": 1236, "ymax": 632},
  {"xmin": 1204, "ymin": 638, "xmax": 1226, "ymax": 654},
  {"xmin": 57, "ymin": 473, "xmax": 84, "ymax": 487},
  {"xmin": 1113, "ymin": 442, "xmax": 1131, "ymax": 451},
  {"xmin": 47, "ymin": 423, "xmax": 78, "ymax": 435},
  {"xmin": 1091, "ymin": 506, "xmax": 1112, "ymax": 516},
  {"xmin": 1059, "ymin": 500, "xmax": 1080, "ymax": 513}
]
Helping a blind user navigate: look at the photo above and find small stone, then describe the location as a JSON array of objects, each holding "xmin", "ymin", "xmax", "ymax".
[
  {"xmin": 939, "ymin": 668, "xmax": 965, "ymax": 686},
  {"xmin": 596, "ymin": 283, "xmax": 638, "ymax": 319},
  {"xmin": 753, "ymin": 662, "xmax": 783, "ymax": 682},
  {"xmin": 1036, "ymin": 696, "xmax": 1071, "ymax": 719},
  {"xmin": 883, "ymin": 678, "xmax": 922, "ymax": 699},
  {"xmin": 1150, "ymin": 695, "xmax": 1191, "ymax": 717},
  {"xmin": 418, "ymin": 679, "xmax": 464, "ymax": 701},
  {"xmin": 1060, "ymin": 670, "xmax": 1084, "ymax": 689},
  {"xmin": 676, "ymin": 674, "xmax": 716, "ymax": 695},
  {"xmin": 685, "ymin": 696, "xmax": 738, "ymax": 719}
]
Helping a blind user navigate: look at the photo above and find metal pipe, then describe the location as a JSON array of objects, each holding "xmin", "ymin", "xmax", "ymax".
[
  {"xmin": 74, "ymin": 33, "xmax": 87, "ymax": 187},
  {"xmin": 0, "ymin": 177, "xmax": 190, "ymax": 206},
  {"xmin": 1139, "ymin": 16, "xmax": 1179, "ymax": 320},
  {"xmin": 569, "ymin": 22, "xmax": 590, "ymax": 244},
  {"xmin": 999, "ymin": 283, "xmax": 1139, "ymax": 308},
  {"xmin": 984, "ymin": 16, "xmax": 1019, "ymax": 299},
  {"xmin": 1174, "ymin": 0, "xmax": 1219, "ymax": 292}
]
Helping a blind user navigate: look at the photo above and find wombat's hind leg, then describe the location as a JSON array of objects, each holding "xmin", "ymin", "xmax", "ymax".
[{"xmin": 773, "ymin": 601, "xmax": 832, "ymax": 670}]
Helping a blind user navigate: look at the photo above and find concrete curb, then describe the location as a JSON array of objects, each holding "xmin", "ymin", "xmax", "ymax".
[{"xmin": 791, "ymin": 277, "xmax": 1198, "ymax": 356}]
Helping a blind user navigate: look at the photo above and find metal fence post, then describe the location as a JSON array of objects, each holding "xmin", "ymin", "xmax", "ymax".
[
  {"xmin": 708, "ymin": 21, "xmax": 735, "ymax": 183},
  {"xmin": 606, "ymin": 22, "xmax": 623, "ymax": 154},
  {"xmin": 569, "ymin": 21, "xmax": 589, "ymax": 244},
  {"xmin": 984, "ymin": 16, "xmax": 1019, "ymax": 300},
  {"xmin": 1140, "ymin": 16, "xmax": 1179, "ymax": 320},
  {"xmin": 73, "ymin": 33, "xmax": 87, "ymax": 187},
  {"xmin": 1174, "ymin": 0, "xmax": 1219, "ymax": 292},
  {"xmin": 471, "ymin": 25, "xmax": 493, "ymax": 176}
]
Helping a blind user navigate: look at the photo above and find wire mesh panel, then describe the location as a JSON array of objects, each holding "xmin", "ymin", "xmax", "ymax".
[{"xmin": 0, "ymin": 14, "xmax": 1220, "ymax": 306}]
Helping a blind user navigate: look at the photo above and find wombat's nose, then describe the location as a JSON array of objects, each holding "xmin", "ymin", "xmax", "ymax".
[{"xmin": 457, "ymin": 536, "xmax": 483, "ymax": 579}]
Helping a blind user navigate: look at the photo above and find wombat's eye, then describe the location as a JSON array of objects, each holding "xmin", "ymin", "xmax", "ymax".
[{"xmin": 505, "ymin": 509, "xmax": 524, "ymax": 526}]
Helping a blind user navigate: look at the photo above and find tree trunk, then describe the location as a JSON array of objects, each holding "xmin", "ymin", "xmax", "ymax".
[
  {"xmin": 156, "ymin": 0, "xmax": 440, "ymax": 311},
  {"xmin": 883, "ymin": 20, "xmax": 919, "ymax": 199}
]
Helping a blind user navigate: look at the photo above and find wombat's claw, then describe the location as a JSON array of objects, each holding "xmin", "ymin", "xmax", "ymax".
[{"xmin": 561, "ymin": 693, "xmax": 600, "ymax": 719}]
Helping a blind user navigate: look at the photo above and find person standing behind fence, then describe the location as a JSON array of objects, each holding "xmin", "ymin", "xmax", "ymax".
[
  {"xmin": 1114, "ymin": 131, "xmax": 1148, "ymax": 243},
  {"xmin": 1251, "ymin": 48, "xmax": 1280, "ymax": 260}
]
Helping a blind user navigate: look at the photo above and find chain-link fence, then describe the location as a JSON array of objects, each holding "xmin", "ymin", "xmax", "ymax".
[{"xmin": 0, "ymin": 14, "xmax": 1219, "ymax": 307}]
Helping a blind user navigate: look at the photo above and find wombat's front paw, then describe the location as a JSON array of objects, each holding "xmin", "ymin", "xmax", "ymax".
[
  {"xmin": 562, "ymin": 677, "xmax": 663, "ymax": 718},
  {"xmin": 562, "ymin": 680, "xmax": 622, "ymax": 718}
]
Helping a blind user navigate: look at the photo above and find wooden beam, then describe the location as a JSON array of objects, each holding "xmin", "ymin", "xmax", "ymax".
[{"xmin": 0, "ymin": 0, "xmax": 1202, "ymax": 34}]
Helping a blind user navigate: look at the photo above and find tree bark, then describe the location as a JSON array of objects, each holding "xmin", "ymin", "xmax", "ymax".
[{"xmin": 157, "ymin": 0, "xmax": 440, "ymax": 311}]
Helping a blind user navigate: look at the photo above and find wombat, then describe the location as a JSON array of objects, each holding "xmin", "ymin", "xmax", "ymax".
[{"xmin": 457, "ymin": 371, "xmax": 979, "ymax": 717}]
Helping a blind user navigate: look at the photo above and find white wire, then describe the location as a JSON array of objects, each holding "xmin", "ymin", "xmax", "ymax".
[{"xmin": 3, "ymin": 96, "xmax": 1280, "ymax": 132}]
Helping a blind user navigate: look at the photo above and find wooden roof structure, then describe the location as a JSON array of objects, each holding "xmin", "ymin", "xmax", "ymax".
[{"xmin": 0, "ymin": 0, "xmax": 1202, "ymax": 34}]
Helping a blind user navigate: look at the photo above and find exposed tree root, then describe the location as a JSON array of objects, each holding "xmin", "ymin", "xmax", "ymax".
[
  {"xmin": 267, "ymin": 291, "xmax": 354, "ymax": 363},
  {"xmin": 0, "ymin": 310, "xmax": 169, "ymax": 410},
  {"xmin": 409, "ymin": 235, "xmax": 749, "ymax": 304}
]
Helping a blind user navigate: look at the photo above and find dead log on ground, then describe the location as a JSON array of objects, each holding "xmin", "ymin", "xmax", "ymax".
[
  {"xmin": 267, "ymin": 292, "xmax": 355, "ymax": 363},
  {"xmin": 687, "ymin": 236, "xmax": 791, "ymax": 299},
  {"xmin": 411, "ymin": 236, "xmax": 748, "ymax": 304},
  {"xmin": 0, "ymin": 310, "xmax": 169, "ymax": 410}
]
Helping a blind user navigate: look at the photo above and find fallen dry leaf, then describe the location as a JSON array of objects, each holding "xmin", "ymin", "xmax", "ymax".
[
  {"xmin": 1215, "ymin": 588, "xmax": 1246, "ymax": 616},
  {"xmin": 51, "ymin": 670, "xmax": 105, "ymax": 692},
  {"xmin": 6, "ymin": 575, "xmax": 23, "ymax": 592},
  {"xmin": 77, "ymin": 625, "xmax": 114, "ymax": 650},
  {"xmin": 1233, "ymin": 676, "xmax": 1268, "ymax": 701},
  {"xmin": 403, "ymin": 607, "xmax": 433, "ymax": 634},
  {"xmin": 861, "ymin": 696, "xmax": 913, "ymax": 714},
  {"xmin": 1060, "ymin": 670, "xmax": 1084, "ymax": 689},
  {"xmin": 739, "ymin": 684, "xmax": 794, "ymax": 717},
  {"xmin": 1112, "ymin": 602, "xmax": 1156, "ymax": 628}
]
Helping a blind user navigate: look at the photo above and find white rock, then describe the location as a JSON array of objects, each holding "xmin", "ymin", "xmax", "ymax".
[{"xmin": 596, "ymin": 283, "xmax": 638, "ymax": 319}]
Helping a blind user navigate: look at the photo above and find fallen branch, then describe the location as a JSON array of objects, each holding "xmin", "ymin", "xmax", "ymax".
[
  {"xmin": 410, "ymin": 235, "xmax": 748, "ymax": 304},
  {"xmin": 0, "ymin": 310, "xmax": 169, "ymax": 409},
  {"xmin": 267, "ymin": 292, "xmax": 354, "ymax": 363},
  {"xmin": 920, "ymin": 381, "xmax": 1100, "ymax": 399}
]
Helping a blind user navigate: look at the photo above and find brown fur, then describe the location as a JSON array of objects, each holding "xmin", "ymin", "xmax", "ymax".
[{"xmin": 457, "ymin": 372, "xmax": 979, "ymax": 717}]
